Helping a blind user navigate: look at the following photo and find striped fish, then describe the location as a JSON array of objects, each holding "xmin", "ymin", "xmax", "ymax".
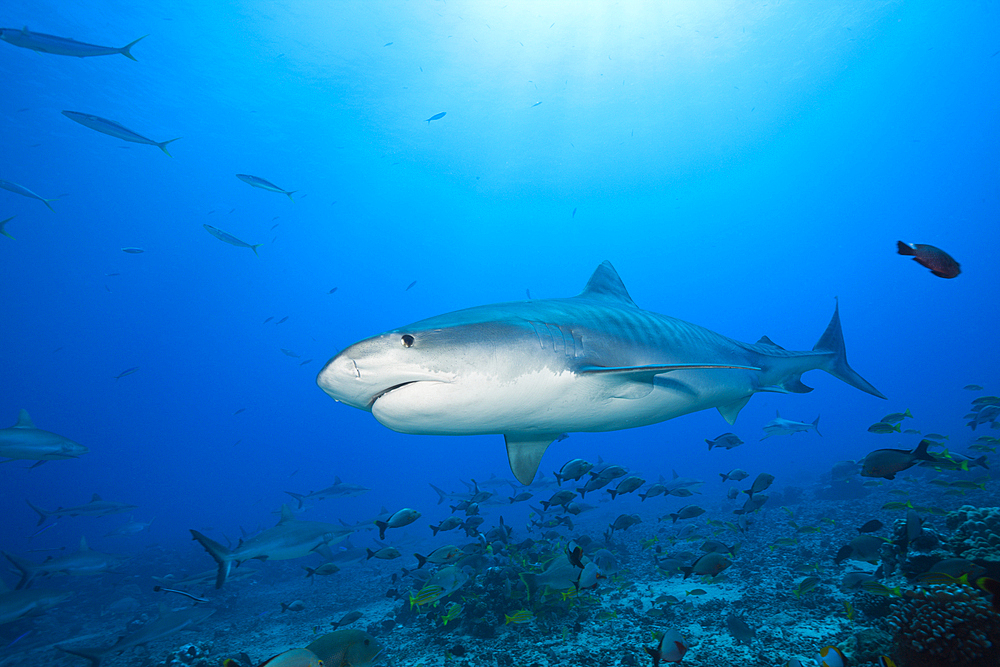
[
  {"xmin": 62, "ymin": 111, "xmax": 180, "ymax": 156},
  {"xmin": 0, "ymin": 180, "xmax": 57, "ymax": 211},
  {"xmin": 236, "ymin": 174, "xmax": 297, "ymax": 202},
  {"xmin": 0, "ymin": 27, "xmax": 145, "ymax": 60}
]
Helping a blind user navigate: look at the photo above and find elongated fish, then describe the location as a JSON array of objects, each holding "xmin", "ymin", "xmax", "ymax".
[
  {"xmin": 235, "ymin": 174, "xmax": 296, "ymax": 201},
  {"xmin": 0, "ymin": 179, "xmax": 57, "ymax": 211},
  {"xmin": 318, "ymin": 261, "xmax": 885, "ymax": 484},
  {"xmin": 62, "ymin": 111, "xmax": 180, "ymax": 156},
  {"xmin": 203, "ymin": 224, "xmax": 262, "ymax": 256},
  {"xmin": 0, "ymin": 27, "xmax": 145, "ymax": 60}
]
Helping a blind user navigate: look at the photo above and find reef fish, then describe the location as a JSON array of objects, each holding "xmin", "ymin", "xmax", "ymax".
[
  {"xmin": 317, "ymin": 262, "xmax": 884, "ymax": 484},
  {"xmin": 62, "ymin": 111, "xmax": 180, "ymax": 156},
  {"xmin": 861, "ymin": 440, "xmax": 937, "ymax": 479},
  {"xmin": 0, "ymin": 27, "xmax": 145, "ymax": 59},
  {"xmin": 896, "ymin": 240, "xmax": 960, "ymax": 279}
]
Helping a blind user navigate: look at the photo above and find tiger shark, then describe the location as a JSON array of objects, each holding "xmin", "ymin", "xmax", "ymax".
[{"xmin": 317, "ymin": 261, "xmax": 885, "ymax": 484}]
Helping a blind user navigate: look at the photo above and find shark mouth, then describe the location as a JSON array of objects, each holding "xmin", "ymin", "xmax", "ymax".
[{"xmin": 368, "ymin": 381, "xmax": 419, "ymax": 407}]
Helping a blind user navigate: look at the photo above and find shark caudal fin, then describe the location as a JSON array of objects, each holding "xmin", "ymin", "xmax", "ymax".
[
  {"xmin": 814, "ymin": 299, "xmax": 886, "ymax": 400},
  {"xmin": 3, "ymin": 551, "xmax": 38, "ymax": 589},
  {"xmin": 56, "ymin": 644, "xmax": 107, "ymax": 667},
  {"xmin": 189, "ymin": 530, "xmax": 234, "ymax": 589},
  {"xmin": 25, "ymin": 499, "xmax": 51, "ymax": 526}
]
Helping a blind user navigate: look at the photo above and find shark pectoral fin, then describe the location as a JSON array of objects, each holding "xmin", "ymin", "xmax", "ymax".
[
  {"xmin": 505, "ymin": 434, "xmax": 558, "ymax": 485},
  {"xmin": 717, "ymin": 396, "xmax": 752, "ymax": 424}
]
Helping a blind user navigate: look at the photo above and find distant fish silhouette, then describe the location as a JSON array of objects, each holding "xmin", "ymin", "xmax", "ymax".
[
  {"xmin": 328, "ymin": 287, "xmax": 338, "ymax": 294},
  {"xmin": 406, "ymin": 281, "xmax": 417, "ymax": 291},
  {"xmin": 114, "ymin": 367, "xmax": 140, "ymax": 380},
  {"xmin": 424, "ymin": 112, "xmax": 446, "ymax": 124},
  {"xmin": 277, "ymin": 316, "xmax": 289, "ymax": 324},
  {"xmin": 121, "ymin": 247, "xmax": 144, "ymax": 254},
  {"xmin": 531, "ymin": 101, "xmax": 542, "ymax": 107}
]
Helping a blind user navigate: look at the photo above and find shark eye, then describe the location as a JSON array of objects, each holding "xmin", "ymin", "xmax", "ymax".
[{"xmin": 401, "ymin": 334, "xmax": 415, "ymax": 348}]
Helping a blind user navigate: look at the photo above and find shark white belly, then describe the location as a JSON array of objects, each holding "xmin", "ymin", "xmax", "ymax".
[{"xmin": 318, "ymin": 261, "xmax": 885, "ymax": 483}]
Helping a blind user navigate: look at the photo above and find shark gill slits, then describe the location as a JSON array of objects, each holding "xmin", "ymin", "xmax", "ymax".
[{"xmin": 401, "ymin": 334, "xmax": 415, "ymax": 348}]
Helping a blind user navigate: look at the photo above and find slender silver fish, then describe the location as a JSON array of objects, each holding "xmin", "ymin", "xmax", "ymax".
[
  {"xmin": 203, "ymin": 224, "xmax": 262, "ymax": 256},
  {"xmin": 62, "ymin": 111, "xmax": 180, "ymax": 156},
  {"xmin": 0, "ymin": 27, "xmax": 145, "ymax": 60},
  {"xmin": 235, "ymin": 174, "xmax": 296, "ymax": 202},
  {"xmin": 0, "ymin": 180, "xmax": 57, "ymax": 211}
]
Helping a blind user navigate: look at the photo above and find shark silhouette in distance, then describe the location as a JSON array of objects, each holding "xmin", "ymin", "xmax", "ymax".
[{"xmin": 317, "ymin": 261, "xmax": 885, "ymax": 484}]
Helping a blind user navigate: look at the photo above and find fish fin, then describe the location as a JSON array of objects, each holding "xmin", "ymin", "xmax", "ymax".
[
  {"xmin": 25, "ymin": 499, "xmax": 49, "ymax": 526},
  {"xmin": 504, "ymin": 434, "xmax": 558, "ymax": 485},
  {"xmin": 119, "ymin": 34, "xmax": 147, "ymax": 61},
  {"xmin": 157, "ymin": 138, "xmax": 181, "ymax": 157},
  {"xmin": 251, "ymin": 243, "xmax": 263, "ymax": 257},
  {"xmin": 14, "ymin": 409, "xmax": 35, "ymax": 429},
  {"xmin": 56, "ymin": 644, "xmax": 106, "ymax": 667},
  {"xmin": 0, "ymin": 215, "xmax": 15, "ymax": 239},
  {"xmin": 575, "ymin": 261, "xmax": 638, "ymax": 307},
  {"xmin": 813, "ymin": 415, "xmax": 822, "ymax": 436},
  {"xmin": 813, "ymin": 298, "xmax": 886, "ymax": 399},
  {"xmin": 896, "ymin": 241, "xmax": 916, "ymax": 256},
  {"xmin": 285, "ymin": 191, "xmax": 297, "ymax": 202},
  {"xmin": 755, "ymin": 335, "xmax": 786, "ymax": 350},
  {"xmin": 717, "ymin": 396, "xmax": 751, "ymax": 424},
  {"xmin": 189, "ymin": 530, "xmax": 234, "ymax": 589},
  {"xmin": 3, "ymin": 551, "xmax": 38, "ymax": 589},
  {"xmin": 277, "ymin": 504, "xmax": 296, "ymax": 523},
  {"xmin": 757, "ymin": 376, "xmax": 814, "ymax": 394},
  {"xmin": 43, "ymin": 198, "xmax": 57, "ymax": 212}
]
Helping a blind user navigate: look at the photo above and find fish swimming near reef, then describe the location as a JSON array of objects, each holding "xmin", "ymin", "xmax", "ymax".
[
  {"xmin": 189, "ymin": 505, "xmax": 351, "ymax": 588},
  {"xmin": 285, "ymin": 477, "xmax": 371, "ymax": 507},
  {"xmin": 235, "ymin": 174, "xmax": 297, "ymax": 201},
  {"xmin": 4, "ymin": 537, "xmax": 128, "ymax": 588},
  {"xmin": 203, "ymin": 224, "xmax": 263, "ymax": 256},
  {"xmin": 62, "ymin": 111, "xmax": 180, "ymax": 156},
  {"xmin": 861, "ymin": 440, "xmax": 937, "ymax": 479},
  {"xmin": 26, "ymin": 493, "xmax": 136, "ymax": 526},
  {"xmin": 760, "ymin": 411, "xmax": 821, "ymax": 440},
  {"xmin": 0, "ymin": 584, "xmax": 72, "ymax": 625},
  {"xmin": 896, "ymin": 240, "xmax": 960, "ymax": 279},
  {"xmin": 0, "ymin": 409, "xmax": 88, "ymax": 466},
  {"xmin": 317, "ymin": 262, "xmax": 884, "ymax": 484},
  {"xmin": 0, "ymin": 27, "xmax": 145, "ymax": 59},
  {"xmin": 57, "ymin": 603, "xmax": 215, "ymax": 666}
]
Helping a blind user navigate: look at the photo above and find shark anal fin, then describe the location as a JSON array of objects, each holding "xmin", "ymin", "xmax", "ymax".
[
  {"xmin": 717, "ymin": 396, "xmax": 751, "ymax": 424},
  {"xmin": 505, "ymin": 434, "xmax": 558, "ymax": 485}
]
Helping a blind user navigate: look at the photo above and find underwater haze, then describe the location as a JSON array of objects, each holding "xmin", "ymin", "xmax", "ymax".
[{"xmin": 1, "ymin": 1, "xmax": 999, "ymax": 666}]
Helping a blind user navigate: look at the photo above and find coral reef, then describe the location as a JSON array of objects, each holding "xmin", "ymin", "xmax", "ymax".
[
  {"xmin": 886, "ymin": 583, "xmax": 1000, "ymax": 667},
  {"xmin": 945, "ymin": 506, "xmax": 1000, "ymax": 563}
]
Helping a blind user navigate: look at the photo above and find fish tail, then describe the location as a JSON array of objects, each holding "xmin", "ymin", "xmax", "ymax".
[
  {"xmin": 251, "ymin": 243, "xmax": 263, "ymax": 257},
  {"xmin": 56, "ymin": 644, "xmax": 105, "ymax": 667},
  {"xmin": 0, "ymin": 215, "xmax": 15, "ymax": 239},
  {"xmin": 912, "ymin": 440, "xmax": 937, "ymax": 463},
  {"xmin": 3, "ymin": 551, "xmax": 38, "ymax": 589},
  {"xmin": 189, "ymin": 529, "xmax": 234, "ymax": 589},
  {"xmin": 119, "ymin": 34, "xmax": 147, "ymax": 61},
  {"xmin": 896, "ymin": 240, "xmax": 916, "ymax": 256},
  {"xmin": 813, "ymin": 415, "xmax": 822, "ymax": 437},
  {"xmin": 414, "ymin": 554, "xmax": 427, "ymax": 569},
  {"xmin": 813, "ymin": 298, "xmax": 887, "ymax": 400},
  {"xmin": 157, "ymin": 138, "xmax": 181, "ymax": 157},
  {"xmin": 375, "ymin": 521, "xmax": 388, "ymax": 540},
  {"xmin": 285, "ymin": 491, "xmax": 306, "ymax": 509},
  {"xmin": 25, "ymin": 499, "xmax": 50, "ymax": 526},
  {"xmin": 43, "ymin": 198, "xmax": 57, "ymax": 212},
  {"xmin": 285, "ymin": 191, "xmax": 297, "ymax": 202},
  {"xmin": 429, "ymin": 483, "xmax": 449, "ymax": 505}
]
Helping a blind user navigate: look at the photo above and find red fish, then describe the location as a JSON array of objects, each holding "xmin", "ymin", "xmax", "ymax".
[{"xmin": 896, "ymin": 241, "xmax": 961, "ymax": 279}]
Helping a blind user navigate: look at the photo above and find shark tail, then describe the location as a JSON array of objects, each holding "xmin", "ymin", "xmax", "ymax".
[
  {"xmin": 118, "ymin": 34, "xmax": 147, "ymax": 61},
  {"xmin": 428, "ymin": 483, "xmax": 449, "ymax": 505},
  {"xmin": 813, "ymin": 299, "xmax": 886, "ymax": 400},
  {"xmin": 56, "ymin": 644, "xmax": 106, "ymax": 667},
  {"xmin": 157, "ymin": 137, "xmax": 181, "ymax": 157},
  {"xmin": 25, "ymin": 499, "xmax": 50, "ymax": 526},
  {"xmin": 285, "ymin": 491, "xmax": 306, "ymax": 509},
  {"xmin": 189, "ymin": 530, "xmax": 235, "ymax": 589},
  {"xmin": 813, "ymin": 415, "xmax": 822, "ymax": 437},
  {"xmin": 3, "ymin": 551, "xmax": 38, "ymax": 589}
]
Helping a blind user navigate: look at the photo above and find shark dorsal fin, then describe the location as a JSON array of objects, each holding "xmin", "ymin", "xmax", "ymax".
[
  {"xmin": 79, "ymin": 536, "xmax": 89, "ymax": 551},
  {"xmin": 14, "ymin": 409, "xmax": 35, "ymax": 429},
  {"xmin": 91, "ymin": 494, "xmax": 102, "ymax": 502},
  {"xmin": 576, "ymin": 261, "xmax": 637, "ymax": 307},
  {"xmin": 335, "ymin": 476, "xmax": 342, "ymax": 484},
  {"xmin": 278, "ymin": 504, "xmax": 296, "ymax": 524},
  {"xmin": 756, "ymin": 335, "xmax": 786, "ymax": 350}
]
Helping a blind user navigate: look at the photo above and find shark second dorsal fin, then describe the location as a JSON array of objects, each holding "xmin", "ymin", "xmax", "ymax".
[
  {"xmin": 278, "ymin": 504, "xmax": 296, "ymax": 524},
  {"xmin": 335, "ymin": 476, "xmax": 342, "ymax": 484},
  {"xmin": 576, "ymin": 261, "xmax": 637, "ymax": 307},
  {"xmin": 14, "ymin": 409, "xmax": 35, "ymax": 429},
  {"xmin": 756, "ymin": 335, "xmax": 786, "ymax": 350}
]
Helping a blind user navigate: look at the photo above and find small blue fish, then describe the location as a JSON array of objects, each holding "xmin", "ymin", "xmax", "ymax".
[
  {"xmin": 384, "ymin": 42, "xmax": 393, "ymax": 46},
  {"xmin": 277, "ymin": 316, "xmax": 289, "ymax": 324},
  {"xmin": 0, "ymin": 179, "xmax": 57, "ymax": 211},
  {"xmin": 4, "ymin": 631, "xmax": 30, "ymax": 649},
  {"xmin": 0, "ymin": 27, "xmax": 145, "ymax": 60},
  {"xmin": 236, "ymin": 174, "xmax": 296, "ymax": 202},
  {"xmin": 531, "ymin": 101, "xmax": 542, "ymax": 107},
  {"xmin": 114, "ymin": 367, "xmax": 140, "ymax": 380},
  {"xmin": 62, "ymin": 111, "xmax": 180, "ymax": 156},
  {"xmin": 121, "ymin": 247, "xmax": 144, "ymax": 254},
  {"xmin": 328, "ymin": 287, "xmax": 338, "ymax": 294},
  {"xmin": 234, "ymin": 408, "xmax": 246, "ymax": 415},
  {"xmin": 424, "ymin": 112, "xmax": 446, "ymax": 124},
  {"xmin": 406, "ymin": 280, "xmax": 417, "ymax": 291},
  {"xmin": 203, "ymin": 224, "xmax": 262, "ymax": 256},
  {"xmin": 263, "ymin": 316, "xmax": 274, "ymax": 323}
]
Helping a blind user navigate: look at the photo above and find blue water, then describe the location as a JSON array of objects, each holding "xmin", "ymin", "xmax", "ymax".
[{"xmin": 1, "ymin": 0, "xmax": 998, "ymax": 659}]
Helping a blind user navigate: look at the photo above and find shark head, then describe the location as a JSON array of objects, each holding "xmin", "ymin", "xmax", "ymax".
[{"xmin": 317, "ymin": 309, "xmax": 558, "ymax": 436}]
